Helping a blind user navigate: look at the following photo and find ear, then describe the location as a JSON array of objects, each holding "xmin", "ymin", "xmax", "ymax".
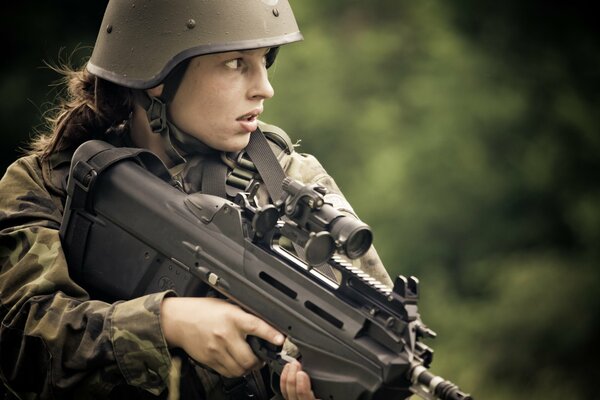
[{"xmin": 146, "ymin": 84, "xmax": 164, "ymax": 98}]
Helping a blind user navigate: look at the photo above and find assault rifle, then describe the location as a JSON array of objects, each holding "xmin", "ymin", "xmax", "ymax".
[{"xmin": 60, "ymin": 140, "xmax": 473, "ymax": 400}]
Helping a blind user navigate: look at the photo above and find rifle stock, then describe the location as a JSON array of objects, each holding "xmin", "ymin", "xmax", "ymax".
[{"xmin": 59, "ymin": 140, "xmax": 473, "ymax": 400}]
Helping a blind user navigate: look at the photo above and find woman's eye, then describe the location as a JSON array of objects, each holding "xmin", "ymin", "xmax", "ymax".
[{"xmin": 225, "ymin": 59, "xmax": 243, "ymax": 70}]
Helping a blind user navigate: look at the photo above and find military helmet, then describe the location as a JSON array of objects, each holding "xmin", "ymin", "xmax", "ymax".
[{"xmin": 87, "ymin": 0, "xmax": 303, "ymax": 89}]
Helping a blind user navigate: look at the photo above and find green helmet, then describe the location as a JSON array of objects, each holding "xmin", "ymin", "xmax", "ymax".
[{"xmin": 87, "ymin": 0, "xmax": 303, "ymax": 89}]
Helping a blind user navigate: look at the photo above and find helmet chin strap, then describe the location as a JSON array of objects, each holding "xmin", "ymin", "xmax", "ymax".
[
  {"xmin": 137, "ymin": 47, "xmax": 281, "ymax": 166},
  {"xmin": 135, "ymin": 59, "xmax": 215, "ymax": 167}
]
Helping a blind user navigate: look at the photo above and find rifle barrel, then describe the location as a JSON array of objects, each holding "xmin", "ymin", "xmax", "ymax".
[{"xmin": 411, "ymin": 365, "xmax": 473, "ymax": 400}]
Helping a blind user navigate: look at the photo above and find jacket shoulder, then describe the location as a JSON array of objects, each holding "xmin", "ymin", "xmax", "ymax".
[
  {"xmin": 258, "ymin": 121, "xmax": 294, "ymax": 155},
  {"xmin": 0, "ymin": 154, "xmax": 64, "ymax": 231}
]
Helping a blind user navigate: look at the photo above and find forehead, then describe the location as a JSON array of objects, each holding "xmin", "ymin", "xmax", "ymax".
[{"xmin": 196, "ymin": 47, "xmax": 272, "ymax": 62}]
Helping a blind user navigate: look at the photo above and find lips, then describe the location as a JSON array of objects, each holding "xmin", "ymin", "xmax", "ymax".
[
  {"xmin": 236, "ymin": 108, "xmax": 262, "ymax": 122},
  {"xmin": 237, "ymin": 108, "xmax": 262, "ymax": 132}
]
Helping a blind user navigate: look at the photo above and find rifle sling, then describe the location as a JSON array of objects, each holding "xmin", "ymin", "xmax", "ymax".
[
  {"xmin": 244, "ymin": 129, "xmax": 286, "ymax": 203},
  {"xmin": 201, "ymin": 129, "xmax": 284, "ymax": 202}
]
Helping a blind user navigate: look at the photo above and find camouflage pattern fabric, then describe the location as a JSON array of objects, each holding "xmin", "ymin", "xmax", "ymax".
[
  {"xmin": 0, "ymin": 123, "xmax": 391, "ymax": 399},
  {"xmin": 0, "ymin": 155, "xmax": 175, "ymax": 399}
]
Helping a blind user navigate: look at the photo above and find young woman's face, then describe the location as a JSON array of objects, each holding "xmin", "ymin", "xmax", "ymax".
[{"xmin": 168, "ymin": 48, "xmax": 275, "ymax": 152}]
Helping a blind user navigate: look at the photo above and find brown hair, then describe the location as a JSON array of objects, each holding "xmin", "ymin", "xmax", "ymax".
[{"xmin": 29, "ymin": 64, "xmax": 135, "ymax": 158}]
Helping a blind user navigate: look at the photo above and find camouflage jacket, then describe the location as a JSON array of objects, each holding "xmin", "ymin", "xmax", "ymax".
[{"xmin": 0, "ymin": 123, "xmax": 392, "ymax": 399}]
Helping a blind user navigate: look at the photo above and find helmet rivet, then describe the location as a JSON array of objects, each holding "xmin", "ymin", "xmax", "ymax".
[
  {"xmin": 106, "ymin": 24, "xmax": 113, "ymax": 34},
  {"xmin": 186, "ymin": 19, "xmax": 196, "ymax": 29},
  {"xmin": 273, "ymin": 8, "xmax": 280, "ymax": 17}
]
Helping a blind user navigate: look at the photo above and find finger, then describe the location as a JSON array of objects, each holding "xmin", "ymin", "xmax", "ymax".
[
  {"xmin": 239, "ymin": 313, "xmax": 285, "ymax": 346},
  {"xmin": 226, "ymin": 338, "xmax": 262, "ymax": 372},
  {"xmin": 284, "ymin": 361, "xmax": 300, "ymax": 400},
  {"xmin": 296, "ymin": 370, "xmax": 315, "ymax": 400},
  {"xmin": 280, "ymin": 362, "xmax": 290, "ymax": 400},
  {"xmin": 213, "ymin": 350, "xmax": 249, "ymax": 378},
  {"xmin": 210, "ymin": 359, "xmax": 236, "ymax": 378}
]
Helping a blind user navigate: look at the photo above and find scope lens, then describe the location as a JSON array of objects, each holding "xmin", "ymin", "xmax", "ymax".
[
  {"xmin": 345, "ymin": 228, "xmax": 373, "ymax": 259},
  {"xmin": 330, "ymin": 216, "xmax": 373, "ymax": 259}
]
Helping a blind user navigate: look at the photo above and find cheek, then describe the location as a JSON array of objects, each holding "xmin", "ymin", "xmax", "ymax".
[
  {"xmin": 203, "ymin": 87, "xmax": 239, "ymax": 120},
  {"xmin": 171, "ymin": 75, "xmax": 240, "ymax": 129},
  {"xmin": 171, "ymin": 84, "xmax": 208, "ymax": 122},
  {"xmin": 187, "ymin": 81, "xmax": 226, "ymax": 111}
]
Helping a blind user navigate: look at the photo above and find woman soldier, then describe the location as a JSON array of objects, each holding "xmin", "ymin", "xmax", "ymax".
[{"xmin": 0, "ymin": 0, "xmax": 392, "ymax": 399}]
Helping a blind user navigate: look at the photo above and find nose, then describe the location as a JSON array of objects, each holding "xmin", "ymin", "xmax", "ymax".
[{"xmin": 249, "ymin": 66, "xmax": 275, "ymax": 100}]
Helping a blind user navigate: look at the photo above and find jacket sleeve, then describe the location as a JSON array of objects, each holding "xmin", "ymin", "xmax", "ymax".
[{"xmin": 0, "ymin": 156, "xmax": 173, "ymax": 398}]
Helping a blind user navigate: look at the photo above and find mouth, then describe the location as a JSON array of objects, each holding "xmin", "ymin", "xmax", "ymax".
[
  {"xmin": 236, "ymin": 108, "xmax": 262, "ymax": 122},
  {"xmin": 236, "ymin": 108, "xmax": 262, "ymax": 133}
]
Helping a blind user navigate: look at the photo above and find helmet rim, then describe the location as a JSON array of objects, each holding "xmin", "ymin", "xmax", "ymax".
[
  {"xmin": 87, "ymin": 0, "xmax": 303, "ymax": 89},
  {"xmin": 87, "ymin": 32, "xmax": 303, "ymax": 89}
]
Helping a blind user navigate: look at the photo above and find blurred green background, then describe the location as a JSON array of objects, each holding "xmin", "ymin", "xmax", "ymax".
[{"xmin": 2, "ymin": 1, "xmax": 599, "ymax": 399}]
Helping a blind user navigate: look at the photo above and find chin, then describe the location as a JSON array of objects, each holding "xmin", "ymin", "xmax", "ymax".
[{"xmin": 218, "ymin": 133, "xmax": 252, "ymax": 153}]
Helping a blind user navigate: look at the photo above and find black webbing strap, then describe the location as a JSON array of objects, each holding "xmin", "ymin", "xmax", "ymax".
[
  {"xmin": 201, "ymin": 157, "xmax": 228, "ymax": 198},
  {"xmin": 67, "ymin": 141, "xmax": 171, "ymax": 212},
  {"xmin": 199, "ymin": 129, "xmax": 285, "ymax": 201},
  {"xmin": 135, "ymin": 92, "xmax": 187, "ymax": 166},
  {"xmin": 245, "ymin": 129, "xmax": 286, "ymax": 204},
  {"xmin": 84, "ymin": 146, "xmax": 170, "ymax": 183}
]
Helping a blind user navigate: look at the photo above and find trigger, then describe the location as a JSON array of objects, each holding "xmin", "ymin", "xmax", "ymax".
[{"xmin": 247, "ymin": 335, "xmax": 283, "ymax": 362}]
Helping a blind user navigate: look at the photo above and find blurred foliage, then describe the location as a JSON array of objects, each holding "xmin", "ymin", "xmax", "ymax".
[{"xmin": 2, "ymin": 1, "xmax": 599, "ymax": 399}]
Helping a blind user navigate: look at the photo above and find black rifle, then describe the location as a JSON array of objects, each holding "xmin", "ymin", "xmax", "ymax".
[{"xmin": 60, "ymin": 140, "xmax": 473, "ymax": 400}]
